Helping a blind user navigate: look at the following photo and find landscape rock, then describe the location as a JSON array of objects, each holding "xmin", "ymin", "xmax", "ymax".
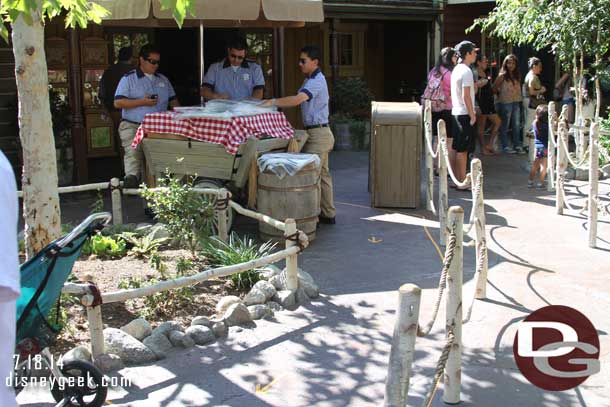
[
  {"xmin": 168, "ymin": 330, "xmax": 195, "ymax": 348},
  {"xmin": 267, "ymin": 301, "xmax": 283, "ymax": 312},
  {"xmin": 258, "ymin": 265, "xmax": 281, "ymax": 280},
  {"xmin": 248, "ymin": 304, "xmax": 272, "ymax": 320},
  {"xmin": 252, "ymin": 280, "xmax": 276, "ymax": 301},
  {"xmin": 149, "ymin": 223, "xmax": 170, "ymax": 240},
  {"xmin": 63, "ymin": 346, "xmax": 91, "ymax": 363},
  {"xmin": 142, "ymin": 333, "xmax": 173, "ymax": 360},
  {"xmin": 103, "ymin": 328, "xmax": 156, "ymax": 365},
  {"xmin": 152, "ymin": 321, "xmax": 183, "ymax": 338},
  {"xmin": 602, "ymin": 163, "xmax": 610, "ymax": 178},
  {"xmin": 135, "ymin": 223, "xmax": 153, "ymax": 232},
  {"xmin": 121, "ymin": 318, "xmax": 152, "ymax": 341},
  {"xmin": 273, "ymin": 290, "xmax": 296, "ymax": 309},
  {"xmin": 93, "ymin": 353, "xmax": 124, "ymax": 373},
  {"xmin": 295, "ymin": 287, "xmax": 309, "ymax": 304},
  {"xmin": 269, "ymin": 273, "xmax": 287, "ymax": 291},
  {"xmin": 243, "ymin": 288, "xmax": 266, "ymax": 306},
  {"xmin": 216, "ymin": 296, "xmax": 242, "ymax": 315},
  {"xmin": 223, "ymin": 303, "xmax": 252, "ymax": 326},
  {"xmin": 212, "ymin": 321, "xmax": 227, "ymax": 337},
  {"xmin": 300, "ymin": 278, "xmax": 319, "ymax": 299},
  {"xmin": 186, "ymin": 325, "xmax": 216, "ymax": 345},
  {"xmin": 191, "ymin": 316, "xmax": 213, "ymax": 328}
]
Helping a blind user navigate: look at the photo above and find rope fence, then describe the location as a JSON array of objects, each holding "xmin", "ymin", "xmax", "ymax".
[
  {"xmin": 19, "ymin": 178, "xmax": 309, "ymax": 358},
  {"xmin": 548, "ymin": 101, "xmax": 605, "ymax": 248},
  {"xmin": 423, "ymin": 101, "xmax": 488, "ymax": 298},
  {"xmin": 384, "ymin": 206, "xmax": 476, "ymax": 407}
]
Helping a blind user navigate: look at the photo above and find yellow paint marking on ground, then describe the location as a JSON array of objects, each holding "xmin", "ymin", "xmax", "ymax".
[
  {"xmin": 368, "ymin": 236, "xmax": 383, "ymax": 243},
  {"xmin": 335, "ymin": 201, "xmax": 444, "ymax": 261},
  {"xmin": 255, "ymin": 375, "xmax": 284, "ymax": 394}
]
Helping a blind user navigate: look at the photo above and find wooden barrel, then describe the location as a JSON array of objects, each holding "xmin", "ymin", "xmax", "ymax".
[{"xmin": 257, "ymin": 159, "xmax": 320, "ymax": 242}]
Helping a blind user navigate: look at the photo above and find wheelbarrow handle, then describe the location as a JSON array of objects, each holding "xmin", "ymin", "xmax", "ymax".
[{"xmin": 56, "ymin": 212, "xmax": 112, "ymax": 249}]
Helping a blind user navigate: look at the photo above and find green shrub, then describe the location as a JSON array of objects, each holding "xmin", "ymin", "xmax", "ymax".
[
  {"xmin": 140, "ymin": 172, "xmax": 215, "ymax": 256},
  {"xmin": 82, "ymin": 234, "xmax": 127, "ymax": 259},
  {"xmin": 333, "ymin": 77, "xmax": 373, "ymax": 116},
  {"xmin": 201, "ymin": 233, "xmax": 276, "ymax": 290},
  {"xmin": 120, "ymin": 231, "xmax": 169, "ymax": 259}
]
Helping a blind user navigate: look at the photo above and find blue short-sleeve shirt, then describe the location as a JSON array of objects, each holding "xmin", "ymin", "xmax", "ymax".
[
  {"xmin": 298, "ymin": 69, "xmax": 329, "ymax": 127},
  {"xmin": 114, "ymin": 68, "xmax": 177, "ymax": 123},
  {"xmin": 202, "ymin": 59, "xmax": 265, "ymax": 101}
]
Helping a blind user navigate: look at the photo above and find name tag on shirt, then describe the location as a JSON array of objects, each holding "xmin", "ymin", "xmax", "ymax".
[
  {"xmin": 158, "ymin": 82, "xmax": 166, "ymax": 88},
  {"xmin": 243, "ymin": 73, "xmax": 250, "ymax": 81}
]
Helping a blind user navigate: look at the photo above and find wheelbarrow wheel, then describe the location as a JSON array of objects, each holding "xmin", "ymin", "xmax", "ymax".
[
  {"xmin": 194, "ymin": 178, "xmax": 234, "ymax": 233},
  {"xmin": 50, "ymin": 360, "xmax": 108, "ymax": 407}
]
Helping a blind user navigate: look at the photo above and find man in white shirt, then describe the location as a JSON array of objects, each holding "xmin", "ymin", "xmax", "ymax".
[
  {"xmin": 0, "ymin": 151, "xmax": 19, "ymax": 407},
  {"xmin": 451, "ymin": 41, "xmax": 479, "ymax": 188}
]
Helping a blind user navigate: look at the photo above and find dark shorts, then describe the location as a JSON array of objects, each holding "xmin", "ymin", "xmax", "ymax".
[
  {"xmin": 452, "ymin": 115, "xmax": 476, "ymax": 153},
  {"xmin": 535, "ymin": 147, "xmax": 548, "ymax": 159},
  {"xmin": 431, "ymin": 109, "xmax": 453, "ymax": 137}
]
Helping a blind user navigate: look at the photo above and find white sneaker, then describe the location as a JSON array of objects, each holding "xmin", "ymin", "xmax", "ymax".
[
  {"xmin": 528, "ymin": 180, "xmax": 534, "ymax": 188},
  {"xmin": 515, "ymin": 146, "xmax": 526, "ymax": 155},
  {"xmin": 503, "ymin": 147, "xmax": 516, "ymax": 154}
]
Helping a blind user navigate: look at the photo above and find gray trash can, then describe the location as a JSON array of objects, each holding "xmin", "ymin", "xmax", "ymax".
[{"xmin": 369, "ymin": 102, "xmax": 422, "ymax": 208}]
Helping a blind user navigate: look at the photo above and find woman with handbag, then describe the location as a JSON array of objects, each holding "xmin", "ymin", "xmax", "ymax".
[{"xmin": 423, "ymin": 47, "xmax": 458, "ymax": 174}]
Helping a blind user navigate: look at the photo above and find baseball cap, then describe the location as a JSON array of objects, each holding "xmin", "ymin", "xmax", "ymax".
[{"xmin": 455, "ymin": 41, "xmax": 479, "ymax": 58}]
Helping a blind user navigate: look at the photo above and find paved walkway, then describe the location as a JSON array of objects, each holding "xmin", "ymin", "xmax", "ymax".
[{"xmin": 17, "ymin": 152, "xmax": 610, "ymax": 406}]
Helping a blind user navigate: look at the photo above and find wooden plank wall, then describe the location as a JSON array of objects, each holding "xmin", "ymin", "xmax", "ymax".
[{"xmin": 443, "ymin": 3, "xmax": 494, "ymax": 49}]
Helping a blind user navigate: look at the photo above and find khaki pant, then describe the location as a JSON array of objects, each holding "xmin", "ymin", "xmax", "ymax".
[
  {"xmin": 118, "ymin": 121, "xmax": 142, "ymax": 178},
  {"xmin": 302, "ymin": 126, "xmax": 336, "ymax": 218}
]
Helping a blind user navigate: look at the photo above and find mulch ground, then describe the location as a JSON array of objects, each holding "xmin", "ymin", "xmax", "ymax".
[{"xmin": 50, "ymin": 249, "xmax": 243, "ymax": 356}]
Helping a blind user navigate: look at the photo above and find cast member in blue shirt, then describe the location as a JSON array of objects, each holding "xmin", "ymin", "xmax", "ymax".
[
  {"xmin": 201, "ymin": 37, "xmax": 265, "ymax": 101},
  {"xmin": 114, "ymin": 44, "xmax": 180, "ymax": 188},
  {"xmin": 261, "ymin": 45, "xmax": 336, "ymax": 224}
]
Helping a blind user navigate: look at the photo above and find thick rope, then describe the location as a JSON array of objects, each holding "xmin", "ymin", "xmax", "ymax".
[
  {"xmin": 419, "ymin": 330, "xmax": 456, "ymax": 407},
  {"xmin": 425, "ymin": 126, "xmax": 440, "ymax": 159},
  {"xmin": 462, "ymin": 171, "xmax": 483, "ymax": 235},
  {"xmin": 558, "ymin": 131, "xmax": 590, "ymax": 170},
  {"xmin": 417, "ymin": 227, "xmax": 457, "ymax": 337},
  {"xmin": 440, "ymin": 138, "xmax": 472, "ymax": 189},
  {"xmin": 557, "ymin": 174, "xmax": 577, "ymax": 211},
  {"xmin": 462, "ymin": 237, "xmax": 487, "ymax": 324}
]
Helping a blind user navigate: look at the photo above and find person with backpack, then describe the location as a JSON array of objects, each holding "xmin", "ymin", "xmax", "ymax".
[{"xmin": 423, "ymin": 47, "xmax": 457, "ymax": 174}]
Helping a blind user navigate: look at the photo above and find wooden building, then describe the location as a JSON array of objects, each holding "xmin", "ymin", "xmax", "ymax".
[{"xmin": 2, "ymin": 0, "xmax": 445, "ymax": 184}]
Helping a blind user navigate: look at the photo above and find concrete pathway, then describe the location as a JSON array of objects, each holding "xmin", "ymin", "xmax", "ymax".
[{"xmin": 17, "ymin": 152, "xmax": 610, "ymax": 407}]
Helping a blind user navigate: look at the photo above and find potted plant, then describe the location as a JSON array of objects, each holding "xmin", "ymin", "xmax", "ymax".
[
  {"xmin": 49, "ymin": 86, "xmax": 73, "ymax": 185},
  {"xmin": 330, "ymin": 77, "xmax": 373, "ymax": 151}
]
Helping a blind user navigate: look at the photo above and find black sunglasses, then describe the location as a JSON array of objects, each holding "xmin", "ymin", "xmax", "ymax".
[
  {"xmin": 230, "ymin": 54, "xmax": 245, "ymax": 60},
  {"xmin": 145, "ymin": 57, "xmax": 160, "ymax": 65}
]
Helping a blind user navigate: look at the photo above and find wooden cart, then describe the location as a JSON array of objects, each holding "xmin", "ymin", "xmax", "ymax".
[{"xmin": 141, "ymin": 130, "xmax": 309, "ymax": 190}]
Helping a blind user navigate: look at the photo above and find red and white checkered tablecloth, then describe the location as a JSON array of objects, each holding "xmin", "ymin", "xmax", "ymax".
[{"xmin": 132, "ymin": 111, "xmax": 295, "ymax": 155}]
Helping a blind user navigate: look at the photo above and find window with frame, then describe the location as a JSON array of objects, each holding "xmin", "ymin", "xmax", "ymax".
[{"xmin": 324, "ymin": 23, "xmax": 366, "ymax": 78}]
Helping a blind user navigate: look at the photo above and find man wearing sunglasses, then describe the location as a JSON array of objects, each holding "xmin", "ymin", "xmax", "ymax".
[
  {"xmin": 201, "ymin": 37, "xmax": 265, "ymax": 101},
  {"xmin": 114, "ymin": 44, "xmax": 180, "ymax": 188},
  {"xmin": 260, "ymin": 45, "xmax": 336, "ymax": 225}
]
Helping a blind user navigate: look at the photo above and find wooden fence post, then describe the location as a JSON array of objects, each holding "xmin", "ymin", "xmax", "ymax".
[
  {"xmin": 217, "ymin": 188, "xmax": 229, "ymax": 242},
  {"xmin": 82, "ymin": 294, "xmax": 105, "ymax": 358},
  {"xmin": 470, "ymin": 159, "xmax": 487, "ymax": 299},
  {"xmin": 588, "ymin": 122, "xmax": 599, "ymax": 248},
  {"xmin": 547, "ymin": 102, "xmax": 556, "ymax": 191},
  {"xmin": 110, "ymin": 177, "xmax": 123, "ymax": 225},
  {"xmin": 383, "ymin": 284, "xmax": 421, "ymax": 407},
  {"xmin": 556, "ymin": 116, "xmax": 568, "ymax": 215},
  {"xmin": 444, "ymin": 206, "xmax": 463, "ymax": 405},
  {"xmin": 424, "ymin": 102, "xmax": 435, "ymax": 213},
  {"xmin": 438, "ymin": 120, "xmax": 449, "ymax": 246},
  {"xmin": 284, "ymin": 218, "xmax": 299, "ymax": 291}
]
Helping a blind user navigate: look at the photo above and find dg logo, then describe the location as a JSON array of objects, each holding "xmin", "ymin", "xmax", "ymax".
[{"xmin": 513, "ymin": 305, "xmax": 600, "ymax": 391}]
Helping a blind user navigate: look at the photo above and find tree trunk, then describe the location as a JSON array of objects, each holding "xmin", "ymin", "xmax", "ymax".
[
  {"xmin": 12, "ymin": 1, "xmax": 61, "ymax": 258},
  {"xmin": 595, "ymin": 27, "xmax": 601, "ymax": 121}
]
